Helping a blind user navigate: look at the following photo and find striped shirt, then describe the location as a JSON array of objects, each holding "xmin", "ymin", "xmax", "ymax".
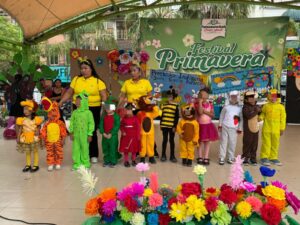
[{"xmin": 160, "ymin": 103, "xmax": 179, "ymax": 128}]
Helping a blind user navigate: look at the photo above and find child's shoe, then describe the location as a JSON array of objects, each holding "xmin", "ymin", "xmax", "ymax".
[
  {"xmin": 22, "ymin": 165, "xmax": 31, "ymax": 172},
  {"xmin": 170, "ymin": 157, "xmax": 177, "ymax": 163},
  {"xmin": 132, "ymin": 161, "xmax": 137, "ymax": 166},
  {"xmin": 203, "ymin": 158, "xmax": 210, "ymax": 165},
  {"xmin": 55, "ymin": 165, "xmax": 61, "ymax": 170},
  {"xmin": 187, "ymin": 159, "xmax": 192, "ymax": 167},
  {"xmin": 160, "ymin": 155, "xmax": 167, "ymax": 162},
  {"xmin": 109, "ymin": 164, "xmax": 116, "ymax": 168},
  {"xmin": 227, "ymin": 158, "xmax": 235, "ymax": 164},
  {"xmin": 30, "ymin": 166, "xmax": 39, "ymax": 173},
  {"xmin": 243, "ymin": 159, "xmax": 250, "ymax": 166},
  {"xmin": 196, "ymin": 158, "xmax": 203, "ymax": 165},
  {"xmin": 91, "ymin": 157, "xmax": 98, "ymax": 164},
  {"xmin": 48, "ymin": 165, "xmax": 54, "ymax": 171},
  {"xmin": 219, "ymin": 159, "xmax": 225, "ymax": 165},
  {"xmin": 260, "ymin": 158, "xmax": 271, "ymax": 166},
  {"xmin": 140, "ymin": 157, "xmax": 145, "ymax": 163},
  {"xmin": 249, "ymin": 159, "xmax": 257, "ymax": 166},
  {"xmin": 270, "ymin": 159, "xmax": 283, "ymax": 166},
  {"xmin": 124, "ymin": 161, "xmax": 130, "ymax": 167},
  {"xmin": 149, "ymin": 157, "xmax": 156, "ymax": 164},
  {"xmin": 182, "ymin": 158, "xmax": 187, "ymax": 166},
  {"xmin": 103, "ymin": 162, "xmax": 110, "ymax": 167}
]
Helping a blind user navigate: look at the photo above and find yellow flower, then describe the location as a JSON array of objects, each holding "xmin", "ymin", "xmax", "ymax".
[
  {"xmin": 176, "ymin": 185, "xmax": 182, "ymax": 193},
  {"xmin": 236, "ymin": 201, "xmax": 252, "ymax": 219},
  {"xmin": 262, "ymin": 185, "xmax": 286, "ymax": 201},
  {"xmin": 170, "ymin": 202, "xmax": 187, "ymax": 223},
  {"xmin": 193, "ymin": 165, "xmax": 207, "ymax": 176},
  {"xmin": 185, "ymin": 195, "xmax": 208, "ymax": 221},
  {"xmin": 143, "ymin": 188, "xmax": 153, "ymax": 197}
]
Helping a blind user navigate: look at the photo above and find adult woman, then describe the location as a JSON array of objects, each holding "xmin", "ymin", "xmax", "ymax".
[
  {"xmin": 59, "ymin": 58, "xmax": 107, "ymax": 163},
  {"xmin": 52, "ymin": 79, "xmax": 65, "ymax": 102}
]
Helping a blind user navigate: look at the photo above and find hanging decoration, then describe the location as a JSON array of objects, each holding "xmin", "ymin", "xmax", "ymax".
[
  {"xmin": 71, "ymin": 50, "xmax": 80, "ymax": 60},
  {"xmin": 286, "ymin": 48, "xmax": 300, "ymax": 91}
]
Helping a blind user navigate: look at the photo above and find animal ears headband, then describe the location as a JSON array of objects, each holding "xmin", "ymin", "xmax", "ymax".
[
  {"xmin": 78, "ymin": 56, "xmax": 91, "ymax": 65},
  {"xmin": 41, "ymin": 97, "xmax": 53, "ymax": 112}
]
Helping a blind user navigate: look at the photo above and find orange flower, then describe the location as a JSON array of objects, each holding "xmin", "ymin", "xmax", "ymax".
[
  {"xmin": 85, "ymin": 197, "xmax": 99, "ymax": 215},
  {"xmin": 267, "ymin": 197, "xmax": 287, "ymax": 212},
  {"xmin": 98, "ymin": 188, "xmax": 117, "ymax": 203},
  {"xmin": 237, "ymin": 189, "xmax": 246, "ymax": 201}
]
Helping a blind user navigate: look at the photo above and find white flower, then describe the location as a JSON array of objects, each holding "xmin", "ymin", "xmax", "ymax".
[
  {"xmin": 131, "ymin": 212, "xmax": 145, "ymax": 225},
  {"xmin": 182, "ymin": 34, "xmax": 195, "ymax": 47},
  {"xmin": 152, "ymin": 39, "xmax": 161, "ymax": 49},
  {"xmin": 145, "ymin": 40, "xmax": 151, "ymax": 46},
  {"xmin": 278, "ymin": 38, "xmax": 284, "ymax": 44},
  {"xmin": 77, "ymin": 166, "xmax": 98, "ymax": 196},
  {"xmin": 119, "ymin": 53, "xmax": 131, "ymax": 64},
  {"xmin": 193, "ymin": 165, "xmax": 207, "ymax": 176}
]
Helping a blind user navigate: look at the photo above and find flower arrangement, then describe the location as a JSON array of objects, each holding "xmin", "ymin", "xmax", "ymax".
[
  {"xmin": 107, "ymin": 49, "xmax": 150, "ymax": 75},
  {"xmin": 81, "ymin": 159, "xmax": 300, "ymax": 225}
]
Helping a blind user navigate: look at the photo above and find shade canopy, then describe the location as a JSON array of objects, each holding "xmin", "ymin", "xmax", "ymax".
[{"xmin": 0, "ymin": 0, "xmax": 300, "ymax": 44}]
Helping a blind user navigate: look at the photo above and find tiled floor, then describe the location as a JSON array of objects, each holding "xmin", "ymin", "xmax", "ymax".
[{"xmin": 0, "ymin": 124, "xmax": 299, "ymax": 225}]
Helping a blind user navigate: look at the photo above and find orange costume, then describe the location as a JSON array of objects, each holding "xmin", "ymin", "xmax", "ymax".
[{"xmin": 40, "ymin": 97, "xmax": 67, "ymax": 169}]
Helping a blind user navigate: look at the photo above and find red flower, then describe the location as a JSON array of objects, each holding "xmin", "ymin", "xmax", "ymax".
[
  {"xmin": 181, "ymin": 182, "xmax": 202, "ymax": 197},
  {"xmin": 97, "ymin": 198, "xmax": 104, "ymax": 215},
  {"xmin": 220, "ymin": 184, "xmax": 231, "ymax": 191},
  {"xmin": 219, "ymin": 188, "xmax": 238, "ymax": 205},
  {"xmin": 158, "ymin": 214, "xmax": 171, "ymax": 225},
  {"xmin": 168, "ymin": 197, "xmax": 178, "ymax": 209},
  {"xmin": 261, "ymin": 203, "xmax": 281, "ymax": 225},
  {"xmin": 124, "ymin": 196, "xmax": 138, "ymax": 213},
  {"xmin": 231, "ymin": 209, "xmax": 239, "ymax": 218},
  {"xmin": 205, "ymin": 197, "xmax": 218, "ymax": 212},
  {"xmin": 255, "ymin": 185, "xmax": 263, "ymax": 196}
]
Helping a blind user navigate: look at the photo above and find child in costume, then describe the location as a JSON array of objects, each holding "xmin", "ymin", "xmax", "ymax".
[
  {"xmin": 137, "ymin": 96, "xmax": 160, "ymax": 164},
  {"xmin": 242, "ymin": 91, "xmax": 261, "ymax": 166},
  {"xmin": 218, "ymin": 91, "xmax": 243, "ymax": 165},
  {"xmin": 40, "ymin": 97, "xmax": 68, "ymax": 171},
  {"xmin": 195, "ymin": 88, "xmax": 218, "ymax": 165},
  {"xmin": 16, "ymin": 100, "xmax": 43, "ymax": 173},
  {"xmin": 160, "ymin": 86, "xmax": 179, "ymax": 163},
  {"xmin": 69, "ymin": 92, "xmax": 95, "ymax": 170},
  {"xmin": 260, "ymin": 89, "xmax": 286, "ymax": 166},
  {"xmin": 119, "ymin": 103, "xmax": 140, "ymax": 167},
  {"xmin": 177, "ymin": 104, "xmax": 199, "ymax": 167},
  {"xmin": 99, "ymin": 97, "xmax": 120, "ymax": 168}
]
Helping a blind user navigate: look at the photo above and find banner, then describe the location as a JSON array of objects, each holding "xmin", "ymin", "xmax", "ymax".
[
  {"xmin": 149, "ymin": 70, "xmax": 205, "ymax": 104},
  {"xmin": 139, "ymin": 17, "xmax": 288, "ymax": 87}
]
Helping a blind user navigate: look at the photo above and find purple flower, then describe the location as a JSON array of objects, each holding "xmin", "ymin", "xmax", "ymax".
[
  {"xmin": 131, "ymin": 182, "xmax": 145, "ymax": 197},
  {"xmin": 286, "ymin": 191, "xmax": 300, "ymax": 215},
  {"xmin": 240, "ymin": 181, "xmax": 257, "ymax": 192},
  {"xmin": 271, "ymin": 180, "xmax": 287, "ymax": 190},
  {"xmin": 102, "ymin": 199, "xmax": 117, "ymax": 216},
  {"xmin": 118, "ymin": 187, "xmax": 133, "ymax": 201},
  {"xmin": 260, "ymin": 166, "xmax": 276, "ymax": 177}
]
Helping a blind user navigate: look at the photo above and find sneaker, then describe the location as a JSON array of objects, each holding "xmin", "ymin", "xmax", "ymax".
[
  {"xmin": 140, "ymin": 157, "xmax": 145, "ymax": 163},
  {"xmin": 109, "ymin": 164, "xmax": 116, "ymax": 168},
  {"xmin": 170, "ymin": 157, "xmax": 178, "ymax": 163},
  {"xmin": 124, "ymin": 161, "xmax": 130, "ymax": 167},
  {"xmin": 91, "ymin": 157, "xmax": 98, "ymax": 164},
  {"xmin": 182, "ymin": 159, "xmax": 187, "ymax": 166},
  {"xmin": 260, "ymin": 158, "xmax": 271, "ymax": 166},
  {"xmin": 30, "ymin": 166, "xmax": 39, "ymax": 173},
  {"xmin": 219, "ymin": 159, "xmax": 225, "ymax": 165},
  {"xmin": 243, "ymin": 159, "xmax": 250, "ymax": 166},
  {"xmin": 22, "ymin": 165, "xmax": 31, "ymax": 173},
  {"xmin": 186, "ymin": 159, "xmax": 192, "ymax": 167},
  {"xmin": 103, "ymin": 162, "xmax": 110, "ymax": 167},
  {"xmin": 55, "ymin": 165, "xmax": 61, "ymax": 170},
  {"xmin": 249, "ymin": 160, "xmax": 257, "ymax": 166},
  {"xmin": 270, "ymin": 159, "xmax": 283, "ymax": 166},
  {"xmin": 149, "ymin": 157, "xmax": 156, "ymax": 164},
  {"xmin": 132, "ymin": 161, "xmax": 137, "ymax": 166},
  {"xmin": 227, "ymin": 158, "xmax": 234, "ymax": 164},
  {"xmin": 48, "ymin": 165, "xmax": 54, "ymax": 171},
  {"xmin": 160, "ymin": 155, "xmax": 167, "ymax": 162},
  {"xmin": 196, "ymin": 158, "xmax": 203, "ymax": 165}
]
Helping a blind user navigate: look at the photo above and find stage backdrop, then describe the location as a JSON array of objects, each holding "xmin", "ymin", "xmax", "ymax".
[{"xmin": 139, "ymin": 17, "xmax": 288, "ymax": 93}]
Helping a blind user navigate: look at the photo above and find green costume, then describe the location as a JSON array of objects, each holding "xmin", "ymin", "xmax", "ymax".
[
  {"xmin": 99, "ymin": 97, "xmax": 120, "ymax": 165},
  {"xmin": 69, "ymin": 92, "xmax": 95, "ymax": 169}
]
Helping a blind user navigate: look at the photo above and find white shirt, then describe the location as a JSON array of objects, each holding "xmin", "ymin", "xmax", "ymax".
[{"xmin": 219, "ymin": 104, "xmax": 243, "ymax": 130}]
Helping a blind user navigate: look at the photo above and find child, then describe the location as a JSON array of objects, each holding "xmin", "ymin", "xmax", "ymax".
[
  {"xmin": 242, "ymin": 91, "xmax": 261, "ymax": 166},
  {"xmin": 69, "ymin": 92, "xmax": 94, "ymax": 170},
  {"xmin": 196, "ymin": 88, "xmax": 218, "ymax": 165},
  {"xmin": 177, "ymin": 104, "xmax": 199, "ymax": 167},
  {"xmin": 260, "ymin": 89, "xmax": 286, "ymax": 166},
  {"xmin": 137, "ymin": 96, "xmax": 160, "ymax": 164},
  {"xmin": 40, "ymin": 97, "xmax": 68, "ymax": 171},
  {"xmin": 119, "ymin": 103, "xmax": 140, "ymax": 167},
  {"xmin": 160, "ymin": 86, "xmax": 179, "ymax": 163},
  {"xmin": 99, "ymin": 97, "xmax": 120, "ymax": 168},
  {"xmin": 218, "ymin": 91, "xmax": 243, "ymax": 165},
  {"xmin": 16, "ymin": 100, "xmax": 43, "ymax": 173}
]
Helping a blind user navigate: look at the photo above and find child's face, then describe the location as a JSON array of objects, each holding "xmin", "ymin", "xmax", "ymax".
[
  {"xmin": 126, "ymin": 109, "xmax": 133, "ymax": 116},
  {"xmin": 75, "ymin": 97, "xmax": 81, "ymax": 108},
  {"xmin": 105, "ymin": 108, "xmax": 114, "ymax": 114},
  {"xmin": 23, "ymin": 106, "xmax": 31, "ymax": 117},
  {"xmin": 230, "ymin": 95, "xmax": 238, "ymax": 104},
  {"xmin": 247, "ymin": 96, "xmax": 256, "ymax": 105},
  {"xmin": 167, "ymin": 95, "xmax": 174, "ymax": 102},
  {"xmin": 199, "ymin": 91, "xmax": 208, "ymax": 101},
  {"xmin": 271, "ymin": 94, "xmax": 278, "ymax": 103}
]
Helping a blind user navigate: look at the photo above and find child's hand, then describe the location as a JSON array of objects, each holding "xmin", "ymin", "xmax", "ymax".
[
  {"xmin": 218, "ymin": 126, "xmax": 222, "ymax": 132},
  {"xmin": 103, "ymin": 133, "xmax": 108, "ymax": 138},
  {"xmin": 280, "ymin": 130, "xmax": 284, "ymax": 136},
  {"xmin": 88, "ymin": 136, "xmax": 92, "ymax": 142},
  {"xmin": 70, "ymin": 134, "xmax": 74, "ymax": 141},
  {"xmin": 107, "ymin": 133, "xmax": 112, "ymax": 139},
  {"xmin": 172, "ymin": 127, "xmax": 176, "ymax": 133}
]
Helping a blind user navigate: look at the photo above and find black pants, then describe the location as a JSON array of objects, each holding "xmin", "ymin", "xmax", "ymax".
[
  {"xmin": 161, "ymin": 128, "xmax": 175, "ymax": 159},
  {"xmin": 242, "ymin": 131, "xmax": 259, "ymax": 161},
  {"xmin": 73, "ymin": 104, "xmax": 101, "ymax": 158}
]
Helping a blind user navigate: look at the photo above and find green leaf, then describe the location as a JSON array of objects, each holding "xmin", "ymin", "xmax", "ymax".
[
  {"xmin": 285, "ymin": 215, "xmax": 300, "ymax": 225},
  {"xmin": 40, "ymin": 65, "xmax": 58, "ymax": 78},
  {"xmin": 21, "ymin": 61, "xmax": 30, "ymax": 74},
  {"xmin": 9, "ymin": 64, "xmax": 18, "ymax": 75},
  {"xmin": 28, "ymin": 62, "xmax": 37, "ymax": 75},
  {"xmin": 13, "ymin": 52, "xmax": 22, "ymax": 65},
  {"xmin": 0, "ymin": 72, "xmax": 8, "ymax": 83},
  {"xmin": 33, "ymin": 71, "xmax": 43, "ymax": 82},
  {"xmin": 82, "ymin": 216, "xmax": 100, "ymax": 225},
  {"xmin": 238, "ymin": 216, "xmax": 250, "ymax": 225}
]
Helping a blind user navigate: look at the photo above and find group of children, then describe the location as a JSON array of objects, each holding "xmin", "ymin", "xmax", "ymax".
[{"xmin": 15, "ymin": 86, "xmax": 286, "ymax": 172}]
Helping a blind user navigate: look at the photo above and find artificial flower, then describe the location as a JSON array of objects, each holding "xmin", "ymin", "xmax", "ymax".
[
  {"xmin": 168, "ymin": 197, "xmax": 178, "ymax": 209},
  {"xmin": 77, "ymin": 166, "xmax": 98, "ymax": 196},
  {"xmin": 267, "ymin": 197, "xmax": 287, "ymax": 212},
  {"xmin": 177, "ymin": 193, "xmax": 187, "ymax": 203},
  {"xmin": 131, "ymin": 182, "xmax": 145, "ymax": 197},
  {"xmin": 204, "ymin": 187, "xmax": 220, "ymax": 198},
  {"xmin": 117, "ymin": 187, "xmax": 132, "ymax": 201},
  {"xmin": 169, "ymin": 202, "xmax": 187, "ymax": 223},
  {"xmin": 245, "ymin": 196, "xmax": 263, "ymax": 212},
  {"xmin": 205, "ymin": 197, "xmax": 218, "ymax": 212},
  {"xmin": 158, "ymin": 214, "xmax": 171, "ymax": 225},
  {"xmin": 156, "ymin": 199, "xmax": 169, "ymax": 214},
  {"xmin": 255, "ymin": 185, "xmax": 263, "ymax": 195},
  {"xmin": 149, "ymin": 173, "xmax": 159, "ymax": 193},
  {"xmin": 136, "ymin": 162, "xmax": 150, "ymax": 172},
  {"xmin": 149, "ymin": 193, "xmax": 163, "ymax": 208},
  {"xmin": 85, "ymin": 197, "xmax": 99, "ymax": 216},
  {"xmin": 102, "ymin": 199, "xmax": 117, "ymax": 216},
  {"xmin": 131, "ymin": 212, "xmax": 145, "ymax": 225},
  {"xmin": 158, "ymin": 187, "xmax": 175, "ymax": 199},
  {"xmin": 229, "ymin": 155, "xmax": 244, "ymax": 190},
  {"xmin": 118, "ymin": 64, "xmax": 131, "ymax": 75},
  {"xmin": 147, "ymin": 213, "xmax": 158, "ymax": 225},
  {"xmin": 124, "ymin": 195, "xmax": 138, "ymax": 213},
  {"xmin": 210, "ymin": 202, "xmax": 232, "ymax": 225},
  {"xmin": 244, "ymin": 170, "xmax": 254, "ymax": 183},
  {"xmin": 260, "ymin": 166, "xmax": 276, "ymax": 177},
  {"xmin": 193, "ymin": 165, "xmax": 207, "ymax": 176},
  {"xmin": 260, "ymin": 203, "xmax": 281, "ymax": 225},
  {"xmin": 98, "ymin": 188, "xmax": 117, "ymax": 203},
  {"xmin": 103, "ymin": 215, "xmax": 115, "ymax": 223},
  {"xmin": 132, "ymin": 52, "xmax": 141, "ymax": 64},
  {"xmin": 107, "ymin": 49, "xmax": 120, "ymax": 62},
  {"xmin": 240, "ymin": 181, "xmax": 257, "ymax": 192},
  {"xmin": 236, "ymin": 201, "xmax": 252, "ymax": 219},
  {"xmin": 140, "ymin": 51, "xmax": 150, "ymax": 63},
  {"xmin": 144, "ymin": 188, "xmax": 154, "ymax": 197},
  {"xmin": 185, "ymin": 195, "xmax": 208, "ymax": 221},
  {"xmin": 120, "ymin": 207, "xmax": 133, "ymax": 223},
  {"xmin": 271, "ymin": 180, "xmax": 287, "ymax": 190},
  {"xmin": 97, "ymin": 197, "xmax": 104, "ymax": 215},
  {"xmin": 219, "ymin": 187, "xmax": 238, "ymax": 205},
  {"xmin": 286, "ymin": 191, "xmax": 300, "ymax": 215},
  {"xmin": 181, "ymin": 182, "xmax": 202, "ymax": 197},
  {"xmin": 262, "ymin": 185, "xmax": 286, "ymax": 200},
  {"xmin": 119, "ymin": 53, "xmax": 131, "ymax": 64}
]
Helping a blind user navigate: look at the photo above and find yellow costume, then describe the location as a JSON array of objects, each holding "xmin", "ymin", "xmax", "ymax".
[
  {"xmin": 177, "ymin": 104, "xmax": 199, "ymax": 167},
  {"xmin": 137, "ymin": 96, "xmax": 159, "ymax": 163},
  {"xmin": 259, "ymin": 89, "xmax": 286, "ymax": 164},
  {"xmin": 16, "ymin": 100, "xmax": 43, "ymax": 172}
]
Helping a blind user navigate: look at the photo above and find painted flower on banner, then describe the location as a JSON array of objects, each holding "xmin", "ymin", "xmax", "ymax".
[
  {"xmin": 152, "ymin": 39, "xmax": 161, "ymax": 49},
  {"xmin": 96, "ymin": 57, "xmax": 104, "ymax": 66},
  {"xmin": 278, "ymin": 38, "xmax": 284, "ymax": 45},
  {"xmin": 145, "ymin": 40, "xmax": 152, "ymax": 46},
  {"xmin": 250, "ymin": 43, "xmax": 263, "ymax": 54},
  {"xmin": 165, "ymin": 27, "xmax": 173, "ymax": 35},
  {"xmin": 183, "ymin": 34, "xmax": 195, "ymax": 47},
  {"xmin": 71, "ymin": 50, "xmax": 80, "ymax": 59}
]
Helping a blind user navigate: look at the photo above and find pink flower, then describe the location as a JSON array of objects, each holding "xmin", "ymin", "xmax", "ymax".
[
  {"xmin": 271, "ymin": 181, "xmax": 287, "ymax": 190},
  {"xmin": 229, "ymin": 155, "xmax": 244, "ymax": 190},
  {"xmin": 286, "ymin": 191, "xmax": 300, "ymax": 215},
  {"xmin": 136, "ymin": 163, "xmax": 150, "ymax": 172},
  {"xmin": 119, "ymin": 53, "xmax": 131, "ymax": 64},
  {"xmin": 241, "ymin": 182, "xmax": 257, "ymax": 192},
  {"xmin": 152, "ymin": 39, "xmax": 161, "ymax": 49},
  {"xmin": 102, "ymin": 199, "xmax": 117, "ymax": 216},
  {"xmin": 140, "ymin": 51, "xmax": 150, "ymax": 63},
  {"xmin": 149, "ymin": 193, "xmax": 163, "ymax": 208},
  {"xmin": 245, "ymin": 196, "xmax": 263, "ymax": 212},
  {"xmin": 118, "ymin": 64, "xmax": 130, "ymax": 75},
  {"xmin": 149, "ymin": 173, "xmax": 159, "ymax": 193},
  {"xmin": 250, "ymin": 43, "xmax": 263, "ymax": 54}
]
